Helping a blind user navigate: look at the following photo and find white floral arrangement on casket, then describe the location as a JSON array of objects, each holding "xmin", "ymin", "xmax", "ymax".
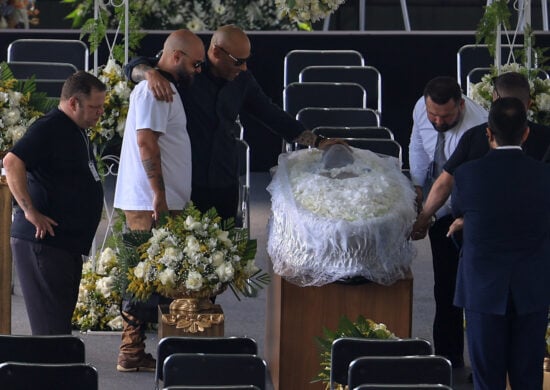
[{"xmin": 267, "ymin": 146, "xmax": 417, "ymax": 287}]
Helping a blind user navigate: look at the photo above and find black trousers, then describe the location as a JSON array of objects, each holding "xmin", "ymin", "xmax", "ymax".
[
  {"xmin": 428, "ymin": 215, "xmax": 464, "ymax": 366},
  {"xmin": 11, "ymin": 237, "xmax": 82, "ymax": 335},
  {"xmin": 191, "ymin": 184, "xmax": 239, "ymax": 221}
]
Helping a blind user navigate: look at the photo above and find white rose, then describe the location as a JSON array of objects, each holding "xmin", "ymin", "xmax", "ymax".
[
  {"xmin": 133, "ymin": 262, "xmax": 146, "ymax": 279},
  {"xmin": 211, "ymin": 251, "xmax": 225, "ymax": 266},
  {"xmin": 4, "ymin": 109, "xmax": 20, "ymax": 126},
  {"xmin": 96, "ymin": 276, "xmax": 114, "ymax": 297},
  {"xmin": 97, "ymin": 247, "xmax": 116, "ymax": 275},
  {"xmin": 185, "ymin": 271, "xmax": 203, "ymax": 291},
  {"xmin": 215, "ymin": 262, "xmax": 234, "ymax": 282},
  {"xmin": 217, "ymin": 230, "xmax": 232, "ymax": 247},
  {"xmin": 159, "ymin": 268, "xmax": 176, "ymax": 286},
  {"xmin": 184, "ymin": 236, "xmax": 200, "ymax": 255}
]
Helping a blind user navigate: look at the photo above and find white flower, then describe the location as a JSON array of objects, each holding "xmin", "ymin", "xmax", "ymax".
[
  {"xmin": 184, "ymin": 215, "xmax": 202, "ymax": 230},
  {"xmin": 243, "ymin": 260, "xmax": 259, "ymax": 276},
  {"xmin": 7, "ymin": 125, "xmax": 26, "ymax": 143},
  {"xmin": 217, "ymin": 230, "xmax": 232, "ymax": 247},
  {"xmin": 215, "ymin": 262, "xmax": 234, "ymax": 282},
  {"xmin": 133, "ymin": 262, "xmax": 146, "ymax": 279},
  {"xmin": 96, "ymin": 276, "xmax": 115, "ymax": 297},
  {"xmin": 4, "ymin": 109, "xmax": 20, "ymax": 126},
  {"xmin": 107, "ymin": 315, "xmax": 123, "ymax": 330},
  {"xmin": 211, "ymin": 250, "xmax": 225, "ymax": 266},
  {"xmin": 185, "ymin": 271, "xmax": 203, "ymax": 290},
  {"xmin": 97, "ymin": 247, "xmax": 116, "ymax": 275},
  {"xmin": 159, "ymin": 268, "xmax": 176, "ymax": 286},
  {"xmin": 184, "ymin": 235, "xmax": 200, "ymax": 255}
]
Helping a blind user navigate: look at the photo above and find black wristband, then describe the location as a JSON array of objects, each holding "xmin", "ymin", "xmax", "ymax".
[{"xmin": 314, "ymin": 135, "xmax": 327, "ymax": 148}]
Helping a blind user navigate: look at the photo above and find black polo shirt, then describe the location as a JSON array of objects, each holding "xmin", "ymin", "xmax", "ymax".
[
  {"xmin": 444, "ymin": 120, "xmax": 550, "ymax": 175},
  {"xmin": 10, "ymin": 108, "xmax": 104, "ymax": 255}
]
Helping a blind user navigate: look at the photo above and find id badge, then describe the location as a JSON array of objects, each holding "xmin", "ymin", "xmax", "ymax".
[{"xmin": 89, "ymin": 161, "xmax": 100, "ymax": 182}]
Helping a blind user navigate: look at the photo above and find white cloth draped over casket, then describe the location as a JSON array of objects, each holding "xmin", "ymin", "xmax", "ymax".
[{"xmin": 267, "ymin": 146, "xmax": 417, "ymax": 287}]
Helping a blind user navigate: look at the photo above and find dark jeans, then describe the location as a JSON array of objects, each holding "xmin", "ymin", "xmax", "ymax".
[
  {"xmin": 428, "ymin": 215, "xmax": 464, "ymax": 366},
  {"xmin": 11, "ymin": 237, "xmax": 82, "ymax": 335},
  {"xmin": 191, "ymin": 184, "xmax": 239, "ymax": 221}
]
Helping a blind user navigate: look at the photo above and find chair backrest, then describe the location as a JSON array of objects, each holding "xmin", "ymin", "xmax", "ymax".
[
  {"xmin": 312, "ymin": 126, "xmax": 394, "ymax": 140},
  {"xmin": 353, "ymin": 385, "xmax": 452, "ymax": 390},
  {"xmin": 7, "ymin": 39, "xmax": 90, "ymax": 71},
  {"xmin": 0, "ymin": 362, "xmax": 97, "ymax": 390},
  {"xmin": 297, "ymin": 107, "xmax": 380, "ymax": 129},
  {"xmin": 330, "ymin": 338, "xmax": 432, "ymax": 389},
  {"xmin": 338, "ymin": 138, "xmax": 402, "ymax": 163},
  {"xmin": 7, "ymin": 61, "xmax": 78, "ymax": 79},
  {"xmin": 466, "ymin": 66, "xmax": 550, "ymax": 97},
  {"xmin": 284, "ymin": 49, "xmax": 364, "ymax": 87},
  {"xmin": 163, "ymin": 353, "xmax": 266, "ymax": 390},
  {"xmin": 299, "ymin": 65, "xmax": 382, "ymax": 115},
  {"xmin": 283, "ymin": 82, "xmax": 366, "ymax": 118},
  {"xmin": 456, "ymin": 43, "xmax": 538, "ymax": 88},
  {"xmin": 0, "ymin": 335, "xmax": 86, "ymax": 364},
  {"xmin": 347, "ymin": 356, "xmax": 452, "ymax": 389},
  {"xmin": 156, "ymin": 337, "xmax": 258, "ymax": 385}
]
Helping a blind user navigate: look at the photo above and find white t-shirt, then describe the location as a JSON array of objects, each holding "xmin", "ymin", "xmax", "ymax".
[{"xmin": 114, "ymin": 80, "xmax": 192, "ymax": 211}]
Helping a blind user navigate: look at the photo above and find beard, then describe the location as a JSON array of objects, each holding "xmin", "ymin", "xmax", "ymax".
[
  {"xmin": 430, "ymin": 116, "xmax": 461, "ymax": 132},
  {"xmin": 177, "ymin": 71, "xmax": 194, "ymax": 88}
]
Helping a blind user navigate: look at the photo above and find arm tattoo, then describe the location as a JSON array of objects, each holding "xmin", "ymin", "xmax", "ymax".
[
  {"xmin": 293, "ymin": 130, "xmax": 317, "ymax": 147},
  {"xmin": 132, "ymin": 64, "xmax": 154, "ymax": 83}
]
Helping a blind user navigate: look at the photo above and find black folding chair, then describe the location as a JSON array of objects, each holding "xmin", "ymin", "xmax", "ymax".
[
  {"xmin": 313, "ymin": 126, "xmax": 394, "ymax": 140},
  {"xmin": 330, "ymin": 337, "xmax": 432, "ymax": 389},
  {"xmin": 347, "ymin": 356, "xmax": 452, "ymax": 389},
  {"xmin": 0, "ymin": 362, "xmax": 98, "ymax": 390},
  {"xmin": 7, "ymin": 61, "xmax": 77, "ymax": 79},
  {"xmin": 163, "ymin": 353, "xmax": 266, "ymax": 390},
  {"xmin": 283, "ymin": 49, "xmax": 364, "ymax": 87},
  {"xmin": 0, "ymin": 335, "xmax": 86, "ymax": 364},
  {"xmin": 156, "ymin": 337, "xmax": 258, "ymax": 389},
  {"xmin": 299, "ymin": 65, "xmax": 382, "ymax": 116},
  {"xmin": 456, "ymin": 43, "xmax": 537, "ymax": 89},
  {"xmin": 297, "ymin": 107, "xmax": 380, "ymax": 129},
  {"xmin": 235, "ymin": 138, "xmax": 250, "ymax": 231},
  {"xmin": 7, "ymin": 39, "xmax": 90, "ymax": 71}
]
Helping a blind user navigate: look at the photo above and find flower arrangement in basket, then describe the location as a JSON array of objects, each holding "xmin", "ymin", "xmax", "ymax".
[
  {"xmin": 87, "ymin": 58, "xmax": 132, "ymax": 157},
  {"xmin": 313, "ymin": 315, "xmax": 396, "ymax": 390},
  {"xmin": 0, "ymin": 62, "xmax": 56, "ymax": 154},
  {"xmin": 72, "ymin": 247, "xmax": 124, "ymax": 331},
  {"xmin": 469, "ymin": 63, "xmax": 550, "ymax": 126},
  {"xmin": 275, "ymin": 0, "xmax": 346, "ymax": 27},
  {"xmin": 124, "ymin": 202, "xmax": 265, "ymax": 302}
]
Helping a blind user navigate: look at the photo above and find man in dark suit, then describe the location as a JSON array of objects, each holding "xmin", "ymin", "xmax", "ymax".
[{"xmin": 451, "ymin": 97, "xmax": 550, "ymax": 389}]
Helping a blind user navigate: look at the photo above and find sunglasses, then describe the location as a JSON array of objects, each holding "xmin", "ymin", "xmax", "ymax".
[
  {"xmin": 215, "ymin": 45, "xmax": 250, "ymax": 67},
  {"xmin": 174, "ymin": 49, "xmax": 204, "ymax": 69}
]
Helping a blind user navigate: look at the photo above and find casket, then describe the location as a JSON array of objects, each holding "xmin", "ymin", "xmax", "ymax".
[{"xmin": 267, "ymin": 146, "xmax": 416, "ymax": 287}]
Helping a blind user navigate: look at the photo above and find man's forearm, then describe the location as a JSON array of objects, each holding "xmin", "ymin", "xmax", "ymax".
[
  {"xmin": 422, "ymin": 171, "xmax": 454, "ymax": 218},
  {"xmin": 131, "ymin": 63, "xmax": 155, "ymax": 84}
]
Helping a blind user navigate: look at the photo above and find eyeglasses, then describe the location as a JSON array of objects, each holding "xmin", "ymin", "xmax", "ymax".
[
  {"xmin": 173, "ymin": 49, "xmax": 204, "ymax": 69},
  {"xmin": 215, "ymin": 45, "xmax": 249, "ymax": 67}
]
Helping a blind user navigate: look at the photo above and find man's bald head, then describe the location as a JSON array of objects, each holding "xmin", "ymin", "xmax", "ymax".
[
  {"xmin": 158, "ymin": 29, "xmax": 205, "ymax": 84},
  {"xmin": 210, "ymin": 25, "xmax": 250, "ymax": 54},
  {"xmin": 208, "ymin": 25, "xmax": 251, "ymax": 81}
]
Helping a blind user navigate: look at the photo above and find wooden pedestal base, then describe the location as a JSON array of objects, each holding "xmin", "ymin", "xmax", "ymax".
[
  {"xmin": 265, "ymin": 270, "xmax": 413, "ymax": 390},
  {"xmin": 158, "ymin": 304, "xmax": 224, "ymax": 339}
]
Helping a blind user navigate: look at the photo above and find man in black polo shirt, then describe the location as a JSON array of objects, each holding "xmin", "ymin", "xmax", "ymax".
[
  {"xmin": 411, "ymin": 71, "xmax": 550, "ymax": 240},
  {"xmin": 3, "ymin": 71, "xmax": 106, "ymax": 335}
]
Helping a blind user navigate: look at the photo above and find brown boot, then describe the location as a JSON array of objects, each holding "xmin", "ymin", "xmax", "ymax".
[{"xmin": 116, "ymin": 312, "xmax": 156, "ymax": 372}]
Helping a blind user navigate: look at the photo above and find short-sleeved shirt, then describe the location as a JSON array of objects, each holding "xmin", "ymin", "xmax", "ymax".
[
  {"xmin": 10, "ymin": 108, "xmax": 104, "ymax": 255},
  {"xmin": 444, "ymin": 120, "xmax": 550, "ymax": 175},
  {"xmin": 114, "ymin": 78, "xmax": 192, "ymax": 211}
]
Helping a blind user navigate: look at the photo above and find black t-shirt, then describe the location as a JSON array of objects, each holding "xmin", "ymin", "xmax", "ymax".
[
  {"xmin": 444, "ymin": 120, "xmax": 550, "ymax": 175},
  {"xmin": 10, "ymin": 108, "xmax": 104, "ymax": 255}
]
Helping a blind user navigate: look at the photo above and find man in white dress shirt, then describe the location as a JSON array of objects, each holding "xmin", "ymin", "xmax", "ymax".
[
  {"xmin": 408, "ymin": 76, "xmax": 487, "ymax": 368},
  {"xmin": 113, "ymin": 29, "xmax": 205, "ymax": 372}
]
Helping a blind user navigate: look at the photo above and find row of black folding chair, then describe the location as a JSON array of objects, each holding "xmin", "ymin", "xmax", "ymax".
[
  {"xmin": 7, "ymin": 39, "xmax": 90, "ymax": 71},
  {"xmin": 298, "ymin": 65, "xmax": 382, "ymax": 116},
  {"xmin": 330, "ymin": 337, "xmax": 433, "ymax": 389},
  {"xmin": 297, "ymin": 107, "xmax": 380, "ymax": 129},
  {"xmin": 348, "ymin": 356, "xmax": 452, "ymax": 389},
  {"xmin": 283, "ymin": 49, "xmax": 365, "ymax": 87},
  {"xmin": 156, "ymin": 336, "xmax": 259, "ymax": 389},
  {"xmin": 163, "ymin": 353, "xmax": 267, "ymax": 389},
  {"xmin": 312, "ymin": 126, "xmax": 394, "ymax": 140}
]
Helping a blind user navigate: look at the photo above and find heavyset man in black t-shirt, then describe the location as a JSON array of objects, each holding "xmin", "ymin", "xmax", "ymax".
[
  {"xmin": 3, "ymin": 71, "xmax": 106, "ymax": 335},
  {"xmin": 411, "ymin": 72, "xmax": 550, "ymax": 240}
]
